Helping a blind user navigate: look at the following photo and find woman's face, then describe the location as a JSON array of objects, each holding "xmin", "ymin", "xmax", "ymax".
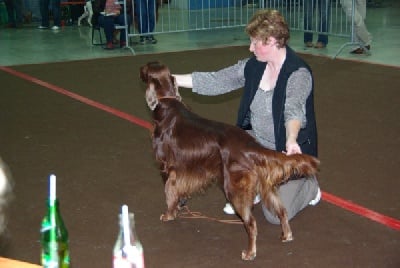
[{"xmin": 249, "ymin": 36, "xmax": 278, "ymax": 62}]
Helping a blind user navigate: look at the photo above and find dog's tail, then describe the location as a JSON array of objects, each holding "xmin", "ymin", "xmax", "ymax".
[{"xmin": 262, "ymin": 152, "xmax": 320, "ymax": 187}]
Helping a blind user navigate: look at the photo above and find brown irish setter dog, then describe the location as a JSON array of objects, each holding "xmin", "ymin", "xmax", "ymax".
[{"xmin": 140, "ymin": 61, "xmax": 320, "ymax": 261}]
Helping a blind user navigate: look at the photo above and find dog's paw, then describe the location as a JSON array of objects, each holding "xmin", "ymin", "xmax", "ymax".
[
  {"xmin": 160, "ymin": 213, "xmax": 175, "ymax": 221},
  {"xmin": 241, "ymin": 250, "xmax": 256, "ymax": 261},
  {"xmin": 281, "ymin": 232, "xmax": 294, "ymax": 242}
]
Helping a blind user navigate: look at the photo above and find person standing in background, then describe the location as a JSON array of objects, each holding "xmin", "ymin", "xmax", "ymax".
[
  {"xmin": 38, "ymin": 0, "xmax": 61, "ymax": 30},
  {"xmin": 341, "ymin": 0, "xmax": 372, "ymax": 54},
  {"xmin": 135, "ymin": 0, "xmax": 157, "ymax": 44},
  {"xmin": 4, "ymin": 0, "xmax": 23, "ymax": 28},
  {"xmin": 304, "ymin": 0, "xmax": 331, "ymax": 49}
]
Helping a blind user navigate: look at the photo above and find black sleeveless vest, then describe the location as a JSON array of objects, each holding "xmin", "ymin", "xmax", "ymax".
[{"xmin": 236, "ymin": 46, "xmax": 318, "ymax": 157}]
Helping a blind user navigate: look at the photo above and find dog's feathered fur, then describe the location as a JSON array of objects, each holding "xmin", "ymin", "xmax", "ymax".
[{"xmin": 140, "ymin": 61, "xmax": 320, "ymax": 260}]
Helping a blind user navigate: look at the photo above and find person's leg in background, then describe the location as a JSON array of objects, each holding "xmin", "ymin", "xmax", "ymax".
[
  {"xmin": 135, "ymin": 0, "xmax": 148, "ymax": 44},
  {"xmin": 340, "ymin": 0, "xmax": 372, "ymax": 53},
  {"xmin": 99, "ymin": 14, "xmax": 116, "ymax": 49},
  {"xmin": 4, "ymin": 0, "xmax": 17, "ymax": 27},
  {"xmin": 39, "ymin": 0, "xmax": 50, "ymax": 28},
  {"xmin": 5, "ymin": 0, "xmax": 23, "ymax": 28},
  {"xmin": 354, "ymin": 0, "xmax": 371, "ymax": 47},
  {"xmin": 51, "ymin": 0, "xmax": 61, "ymax": 29},
  {"xmin": 14, "ymin": 0, "xmax": 23, "ymax": 26},
  {"xmin": 115, "ymin": 12, "xmax": 132, "ymax": 47},
  {"xmin": 303, "ymin": 0, "xmax": 315, "ymax": 47},
  {"xmin": 315, "ymin": 0, "xmax": 330, "ymax": 48},
  {"xmin": 145, "ymin": 0, "xmax": 156, "ymax": 43},
  {"xmin": 135, "ymin": 0, "xmax": 157, "ymax": 44}
]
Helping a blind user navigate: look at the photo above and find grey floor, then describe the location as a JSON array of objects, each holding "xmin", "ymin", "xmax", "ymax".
[{"xmin": 0, "ymin": 2, "xmax": 399, "ymax": 67}]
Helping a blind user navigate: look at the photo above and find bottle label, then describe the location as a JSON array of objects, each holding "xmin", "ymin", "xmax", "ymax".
[
  {"xmin": 113, "ymin": 254, "xmax": 144, "ymax": 268},
  {"xmin": 113, "ymin": 257, "xmax": 133, "ymax": 268}
]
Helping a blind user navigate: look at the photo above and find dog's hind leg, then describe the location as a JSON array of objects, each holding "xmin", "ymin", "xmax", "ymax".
[
  {"xmin": 223, "ymin": 163, "xmax": 258, "ymax": 260},
  {"xmin": 232, "ymin": 199, "xmax": 257, "ymax": 261},
  {"xmin": 160, "ymin": 169, "xmax": 180, "ymax": 221},
  {"xmin": 263, "ymin": 188, "xmax": 293, "ymax": 242},
  {"xmin": 227, "ymin": 183, "xmax": 258, "ymax": 260}
]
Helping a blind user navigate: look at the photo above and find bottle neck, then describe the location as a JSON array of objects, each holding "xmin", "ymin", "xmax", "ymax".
[
  {"xmin": 118, "ymin": 213, "xmax": 136, "ymax": 243},
  {"xmin": 43, "ymin": 198, "xmax": 68, "ymax": 239},
  {"xmin": 47, "ymin": 198, "xmax": 59, "ymax": 212}
]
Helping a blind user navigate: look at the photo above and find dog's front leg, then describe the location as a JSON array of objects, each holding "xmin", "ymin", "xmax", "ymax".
[{"xmin": 160, "ymin": 170, "xmax": 179, "ymax": 221}]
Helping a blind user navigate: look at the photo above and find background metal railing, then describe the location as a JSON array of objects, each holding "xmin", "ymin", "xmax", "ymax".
[
  {"xmin": 128, "ymin": 1, "xmax": 351, "ymax": 36},
  {"xmin": 125, "ymin": 0, "xmax": 356, "ymax": 56}
]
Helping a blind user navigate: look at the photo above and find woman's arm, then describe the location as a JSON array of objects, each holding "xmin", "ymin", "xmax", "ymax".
[
  {"xmin": 174, "ymin": 74, "xmax": 193, "ymax": 88},
  {"xmin": 285, "ymin": 119, "xmax": 302, "ymax": 154},
  {"xmin": 173, "ymin": 58, "xmax": 249, "ymax": 96},
  {"xmin": 284, "ymin": 68, "xmax": 313, "ymax": 154}
]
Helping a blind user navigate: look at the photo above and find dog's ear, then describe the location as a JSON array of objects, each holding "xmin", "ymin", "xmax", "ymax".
[
  {"xmin": 172, "ymin": 75, "xmax": 182, "ymax": 102},
  {"xmin": 145, "ymin": 83, "xmax": 159, "ymax": 111}
]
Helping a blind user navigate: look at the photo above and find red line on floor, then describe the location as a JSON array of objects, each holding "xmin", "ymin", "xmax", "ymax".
[
  {"xmin": 2, "ymin": 66, "xmax": 399, "ymax": 231},
  {"xmin": 0, "ymin": 66, "xmax": 153, "ymax": 130},
  {"xmin": 322, "ymin": 192, "xmax": 400, "ymax": 231}
]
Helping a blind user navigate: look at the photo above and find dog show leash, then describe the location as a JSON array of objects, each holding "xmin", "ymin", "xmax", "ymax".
[{"xmin": 178, "ymin": 206, "xmax": 243, "ymax": 225}]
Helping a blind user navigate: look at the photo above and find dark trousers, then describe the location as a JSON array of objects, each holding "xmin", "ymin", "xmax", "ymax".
[
  {"xmin": 98, "ymin": 14, "xmax": 132, "ymax": 43},
  {"xmin": 40, "ymin": 0, "xmax": 61, "ymax": 27},
  {"xmin": 303, "ymin": 0, "xmax": 331, "ymax": 44},
  {"xmin": 4, "ymin": 0, "xmax": 23, "ymax": 26},
  {"xmin": 134, "ymin": 0, "xmax": 156, "ymax": 34}
]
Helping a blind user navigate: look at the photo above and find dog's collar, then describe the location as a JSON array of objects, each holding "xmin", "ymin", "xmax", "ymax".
[{"xmin": 158, "ymin": 96, "xmax": 179, "ymax": 101}]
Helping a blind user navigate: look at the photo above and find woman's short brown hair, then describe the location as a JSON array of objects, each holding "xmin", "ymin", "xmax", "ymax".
[{"xmin": 245, "ymin": 9, "xmax": 290, "ymax": 48}]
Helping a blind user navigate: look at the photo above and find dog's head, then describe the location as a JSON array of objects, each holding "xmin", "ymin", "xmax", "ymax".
[{"xmin": 140, "ymin": 61, "xmax": 182, "ymax": 111}]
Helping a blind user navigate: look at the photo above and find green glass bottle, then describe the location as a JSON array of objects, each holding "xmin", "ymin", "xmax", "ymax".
[{"xmin": 40, "ymin": 174, "xmax": 70, "ymax": 268}]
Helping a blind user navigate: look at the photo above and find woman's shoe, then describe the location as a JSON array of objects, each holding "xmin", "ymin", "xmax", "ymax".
[
  {"xmin": 253, "ymin": 194, "xmax": 261, "ymax": 204},
  {"xmin": 223, "ymin": 203, "xmax": 235, "ymax": 215},
  {"xmin": 223, "ymin": 194, "xmax": 261, "ymax": 215},
  {"xmin": 309, "ymin": 187, "xmax": 321, "ymax": 206}
]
